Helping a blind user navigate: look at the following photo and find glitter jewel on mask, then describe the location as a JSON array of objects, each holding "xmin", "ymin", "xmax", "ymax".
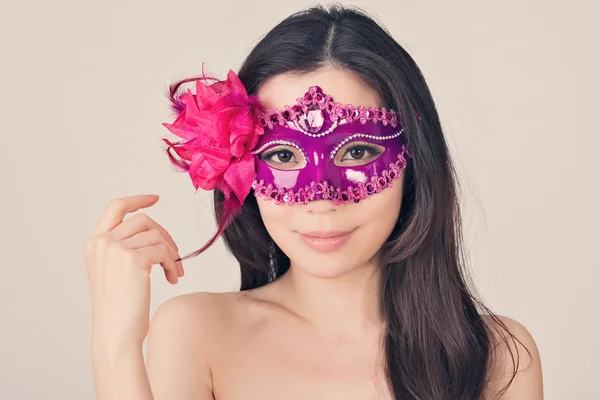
[{"xmin": 299, "ymin": 105, "xmax": 325, "ymax": 133}]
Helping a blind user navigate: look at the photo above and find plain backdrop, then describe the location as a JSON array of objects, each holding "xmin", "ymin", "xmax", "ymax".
[{"xmin": 0, "ymin": 0, "xmax": 598, "ymax": 399}]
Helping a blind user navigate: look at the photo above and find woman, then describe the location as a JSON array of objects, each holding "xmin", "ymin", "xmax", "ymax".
[{"xmin": 85, "ymin": 5, "xmax": 543, "ymax": 399}]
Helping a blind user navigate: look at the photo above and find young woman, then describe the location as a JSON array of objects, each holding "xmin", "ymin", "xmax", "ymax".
[{"xmin": 85, "ymin": 5, "xmax": 543, "ymax": 399}]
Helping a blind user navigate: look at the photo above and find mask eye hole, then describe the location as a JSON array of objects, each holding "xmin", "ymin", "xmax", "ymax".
[
  {"xmin": 259, "ymin": 145, "xmax": 307, "ymax": 171},
  {"xmin": 333, "ymin": 140, "xmax": 386, "ymax": 167}
]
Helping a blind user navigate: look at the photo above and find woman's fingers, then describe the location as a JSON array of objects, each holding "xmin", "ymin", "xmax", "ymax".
[
  {"xmin": 111, "ymin": 213, "xmax": 179, "ymax": 253},
  {"xmin": 92, "ymin": 195, "xmax": 159, "ymax": 237},
  {"xmin": 87, "ymin": 195, "xmax": 184, "ymax": 285},
  {"xmin": 112, "ymin": 213, "xmax": 183, "ymax": 277},
  {"xmin": 136, "ymin": 244, "xmax": 179, "ymax": 285},
  {"xmin": 122, "ymin": 230, "xmax": 184, "ymax": 278}
]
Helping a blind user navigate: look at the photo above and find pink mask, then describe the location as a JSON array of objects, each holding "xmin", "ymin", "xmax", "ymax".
[{"xmin": 251, "ymin": 86, "xmax": 411, "ymax": 206}]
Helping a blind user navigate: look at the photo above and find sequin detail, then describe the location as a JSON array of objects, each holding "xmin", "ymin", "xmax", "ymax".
[
  {"xmin": 251, "ymin": 145, "xmax": 411, "ymax": 206},
  {"xmin": 258, "ymin": 86, "xmax": 399, "ymax": 132}
]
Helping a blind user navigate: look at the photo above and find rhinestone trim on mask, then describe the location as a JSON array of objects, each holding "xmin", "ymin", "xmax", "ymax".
[
  {"xmin": 251, "ymin": 145, "xmax": 411, "ymax": 206},
  {"xmin": 328, "ymin": 128, "xmax": 405, "ymax": 159},
  {"xmin": 292, "ymin": 120, "xmax": 339, "ymax": 137},
  {"xmin": 250, "ymin": 139, "xmax": 307, "ymax": 159}
]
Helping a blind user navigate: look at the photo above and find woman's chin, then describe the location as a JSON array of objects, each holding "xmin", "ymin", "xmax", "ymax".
[{"xmin": 288, "ymin": 252, "xmax": 371, "ymax": 280}]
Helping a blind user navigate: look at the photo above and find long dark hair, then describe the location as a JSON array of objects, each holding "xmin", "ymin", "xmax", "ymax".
[{"xmin": 169, "ymin": 4, "xmax": 525, "ymax": 399}]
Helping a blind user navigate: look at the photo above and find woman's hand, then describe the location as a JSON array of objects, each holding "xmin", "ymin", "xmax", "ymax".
[{"xmin": 85, "ymin": 194, "xmax": 184, "ymax": 353}]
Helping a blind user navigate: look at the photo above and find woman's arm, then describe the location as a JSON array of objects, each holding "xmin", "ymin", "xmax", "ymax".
[
  {"xmin": 145, "ymin": 294, "xmax": 215, "ymax": 400},
  {"xmin": 484, "ymin": 316, "xmax": 544, "ymax": 399},
  {"xmin": 91, "ymin": 293, "xmax": 216, "ymax": 400},
  {"xmin": 92, "ymin": 342, "xmax": 153, "ymax": 399}
]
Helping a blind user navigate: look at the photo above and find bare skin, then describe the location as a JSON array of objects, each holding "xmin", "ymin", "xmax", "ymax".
[
  {"xmin": 86, "ymin": 67, "xmax": 543, "ymax": 399},
  {"xmin": 145, "ymin": 292, "xmax": 542, "ymax": 400}
]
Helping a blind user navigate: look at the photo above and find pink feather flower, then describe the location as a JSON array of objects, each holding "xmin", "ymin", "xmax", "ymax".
[
  {"xmin": 162, "ymin": 69, "xmax": 265, "ymax": 208},
  {"xmin": 162, "ymin": 68, "xmax": 265, "ymax": 258}
]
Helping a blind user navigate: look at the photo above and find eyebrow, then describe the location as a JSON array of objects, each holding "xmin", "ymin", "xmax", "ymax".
[{"xmin": 328, "ymin": 129, "xmax": 405, "ymax": 159}]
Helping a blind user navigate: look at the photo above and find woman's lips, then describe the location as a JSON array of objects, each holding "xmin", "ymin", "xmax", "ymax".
[{"xmin": 297, "ymin": 229, "xmax": 355, "ymax": 252}]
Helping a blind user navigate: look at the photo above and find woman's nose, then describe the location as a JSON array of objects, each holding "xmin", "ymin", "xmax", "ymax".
[{"xmin": 304, "ymin": 199, "xmax": 338, "ymax": 214}]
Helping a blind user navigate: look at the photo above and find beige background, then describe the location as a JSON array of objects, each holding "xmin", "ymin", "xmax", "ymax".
[{"xmin": 1, "ymin": 0, "xmax": 598, "ymax": 399}]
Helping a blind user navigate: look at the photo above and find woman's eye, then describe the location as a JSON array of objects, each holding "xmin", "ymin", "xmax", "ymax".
[
  {"xmin": 333, "ymin": 141, "xmax": 385, "ymax": 166},
  {"xmin": 259, "ymin": 146, "xmax": 306, "ymax": 170},
  {"xmin": 342, "ymin": 146, "xmax": 373, "ymax": 160},
  {"xmin": 265, "ymin": 149, "xmax": 295, "ymax": 163}
]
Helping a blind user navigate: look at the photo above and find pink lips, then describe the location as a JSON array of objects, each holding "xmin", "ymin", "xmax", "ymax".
[{"xmin": 298, "ymin": 229, "xmax": 355, "ymax": 252}]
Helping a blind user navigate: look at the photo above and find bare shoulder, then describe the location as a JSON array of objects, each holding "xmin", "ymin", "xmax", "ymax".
[
  {"xmin": 145, "ymin": 291, "xmax": 247, "ymax": 400},
  {"xmin": 152, "ymin": 290, "xmax": 242, "ymax": 326},
  {"xmin": 150, "ymin": 288, "xmax": 273, "ymax": 327},
  {"xmin": 482, "ymin": 314, "xmax": 544, "ymax": 399},
  {"xmin": 148, "ymin": 290, "xmax": 253, "ymax": 352}
]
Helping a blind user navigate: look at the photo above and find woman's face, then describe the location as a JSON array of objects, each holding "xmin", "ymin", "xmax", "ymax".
[{"xmin": 255, "ymin": 67, "xmax": 405, "ymax": 278}]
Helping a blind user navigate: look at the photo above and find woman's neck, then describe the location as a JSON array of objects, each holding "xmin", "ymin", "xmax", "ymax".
[{"xmin": 274, "ymin": 255, "xmax": 383, "ymax": 338}]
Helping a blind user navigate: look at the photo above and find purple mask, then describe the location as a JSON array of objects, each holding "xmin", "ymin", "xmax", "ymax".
[{"xmin": 250, "ymin": 86, "xmax": 412, "ymax": 206}]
